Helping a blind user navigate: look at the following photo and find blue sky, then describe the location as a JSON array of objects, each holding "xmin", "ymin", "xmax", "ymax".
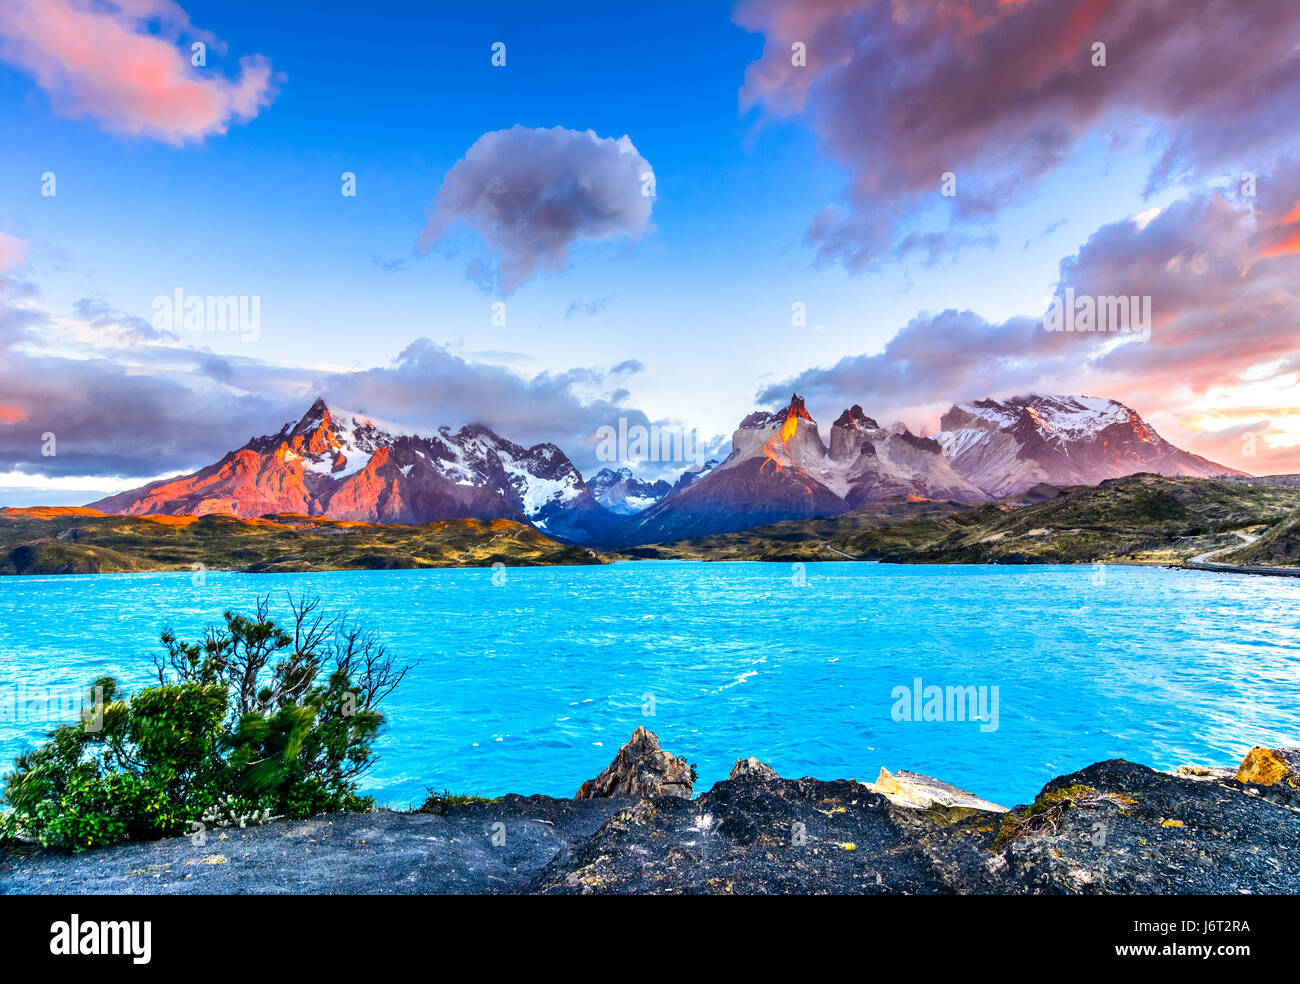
[{"xmin": 2, "ymin": 0, "xmax": 1299, "ymax": 501}]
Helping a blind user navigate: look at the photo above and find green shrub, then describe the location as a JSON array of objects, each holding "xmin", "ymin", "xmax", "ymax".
[{"xmin": 1, "ymin": 595, "xmax": 411, "ymax": 850}]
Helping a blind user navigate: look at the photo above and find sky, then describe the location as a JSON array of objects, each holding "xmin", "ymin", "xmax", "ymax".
[{"xmin": 1, "ymin": 0, "xmax": 1299, "ymax": 504}]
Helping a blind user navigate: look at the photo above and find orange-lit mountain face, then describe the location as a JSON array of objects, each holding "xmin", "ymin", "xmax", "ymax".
[
  {"xmin": 934, "ymin": 395, "xmax": 1244, "ymax": 497},
  {"xmin": 616, "ymin": 394, "xmax": 987, "ymax": 544},
  {"xmin": 90, "ymin": 399, "xmax": 621, "ymax": 543},
  {"xmin": 758, "ymin": 395, "xmax": 818, "ymax": 481}
]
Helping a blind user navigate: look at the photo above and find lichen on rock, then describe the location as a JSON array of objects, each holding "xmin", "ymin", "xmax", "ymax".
[{"xmin": 1235, "ymin": 746, "xmax": 1300, "ymax": 788}]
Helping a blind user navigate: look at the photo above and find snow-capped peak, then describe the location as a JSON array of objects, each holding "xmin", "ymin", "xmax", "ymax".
[
  {"xmin": 259, "ymin": 399, "xmax": 590, "ymax": 518},
  {"xmin": 934, "ymin": 393, "xmax": 1240, "ymax": 496},
  {"xmin": 948, "ymin": 395, "xmax": 1141, "ymax": 443},
  {"xmin": 587, "ymin": 466, "xmax": 673, "ymax": 515}
]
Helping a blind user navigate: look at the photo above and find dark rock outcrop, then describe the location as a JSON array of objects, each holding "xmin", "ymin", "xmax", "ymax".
[
  {"xmin": 967, "ymin": 758, "xmax": 1300, "ymax": 894},
  {"xmin": 574, "ymin": 727, "xmax": 693, "ymax": 800},
  {"xmin": 6, "ymin": 744, "xmax": 1300, "ymax": 895},
  {"xmin": 538, "ymin": 758, "xmax": 1300, "ymax": 894},
  {"xmin": 537, "ymin": 773, "xmax": 940, "ymax": 894},
  {"xmin": 729, "ymin": 756, "xmax": 778, "ymax": 781}
]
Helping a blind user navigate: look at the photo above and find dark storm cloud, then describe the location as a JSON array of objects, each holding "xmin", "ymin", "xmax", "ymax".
[{"xmin": 0, "ymin": 347, "xmax": 293, "ymax": 478}]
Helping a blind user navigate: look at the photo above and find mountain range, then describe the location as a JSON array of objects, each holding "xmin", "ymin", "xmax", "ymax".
[
  {"xmin": 587, "ymin": 468, "xmax": 674, "ymax": 515},
  {"xmin": 934, "ymin": 395, "xmax": 1237, "ymax": 496},
  {"xmin": 91, "ymin": 399, "xmax": 620, "ymax": 544},
  {"xmin": 89, "ymin": 393, "xmax": 1242, "ymax": 547}
]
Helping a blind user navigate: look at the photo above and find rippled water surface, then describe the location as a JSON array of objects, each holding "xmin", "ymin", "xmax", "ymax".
[{"xmin": 2, "ymin": 561, "xmax": 1298, "ymax": 808}]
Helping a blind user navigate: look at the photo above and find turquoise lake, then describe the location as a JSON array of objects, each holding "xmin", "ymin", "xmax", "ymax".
[{"xmin": 1, "ymin": 560, "xmax": 1298, "ymax": 808}]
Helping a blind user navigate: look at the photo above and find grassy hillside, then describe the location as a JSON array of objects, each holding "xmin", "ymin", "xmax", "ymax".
[
  {"xmin": 0, "ymin": 508, "xmax": 606, "ymax": 575},
  {"xmin": 619, "ymin": 475, "xmax": 1300, "ymax": 566},
  {"xmin": 1220, "ymin": 508, "xmax": 1300, "ymax": 566},
  {"xmin": 879, "ymin": 475, "xmax": 1300, "ymax": 564}
]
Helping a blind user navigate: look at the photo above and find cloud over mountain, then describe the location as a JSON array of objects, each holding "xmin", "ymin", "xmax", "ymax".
[
  {"xmin": 0, "ymin": 276, "xmax": 676, "ymax": 483},
  {"xmin": 758, "ymin": 164, "xmax": 1300, "ymax": 472},
  {"xmin": 417, "ymin": 125, "xmax": 655, "ymax": 292},
  {"xmin": 313, "ymin": 338, "xmax": 661, "ymax": 473}
]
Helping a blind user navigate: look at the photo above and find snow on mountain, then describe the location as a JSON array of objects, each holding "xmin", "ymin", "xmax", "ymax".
[
  {"xmin": 616, "ymin": 394, "xmax": 986, "ymax": 545},
  {"xmin": 86, "ymin": 392, "xmax": 1244, "ymax": 548},
  {"xmin": 820, "ymin": 404, "xmax": 985, "ymax": 505},
  {"xmin": 91, "ymin": 399, "xmax": 616, "ymax": 542},
  {"xmin": 668, "ymin": 458, "xmax": 720, "ymax": 495},
  {"xmin": 934, "ymin": 394, "xmax": 1243, "ymax": 496},
  {"xmin": 587, "ymin": 467, "xmax": 673, "ymax": 515},
  {"xmin": 421, "ymin": 422, "xmax": 585, "ymax": 518},
  {"xmin": 255, "ymin": 400, "xmax": 415, "ymax": 482}
]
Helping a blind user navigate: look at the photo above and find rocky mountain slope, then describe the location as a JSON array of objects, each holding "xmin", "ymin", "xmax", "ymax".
[
  {"xmin": 587, "ymin": 467, "xmax": 673, "ymax": 515},
  {"xmin": 1221, "ymin": 507, "xmax": 1300, "ymax": 566},
  {"xmin": 616, "ymin": 395, "xmax": 986, "ymax": 544},
  {"xmin": 90, "ymin": 399, "xmax": 623, "ymax": 544},
  {"xmin": 626, "ymin": 474, "xmax": 1300, "ymax": 566},
  {"xmin": 865, "ymin": 474, "xmax": 1300, "ymax": 565},
  {"xmin": 935, "ymin": 395, "xmax": 1240, "ymax": 496}
]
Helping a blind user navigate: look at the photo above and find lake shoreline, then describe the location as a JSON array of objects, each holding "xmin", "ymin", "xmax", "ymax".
[
  {"xmin": 4, "ymin": 734, "xmax": 1299, "ymax": 895},
  {"xmin": 5, "ymin": 556, "xmax": 1300, "ymax": 579}
]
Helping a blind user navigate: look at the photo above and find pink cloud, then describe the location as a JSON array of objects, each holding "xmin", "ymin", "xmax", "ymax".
[
  {"xmin": 0, "ymin": 231, "xmax": 26, "ymax": 271},
  {"xmin": 735, "ymin": 0, "xmax": 1300, "ymax": 270},
  {"xmin": 0, "ymin": 0, "xmax": 277, "ymax": 144},
  {"xmin": 762, "ymin": 160, "xmax": 1300, "ymax": 473}
]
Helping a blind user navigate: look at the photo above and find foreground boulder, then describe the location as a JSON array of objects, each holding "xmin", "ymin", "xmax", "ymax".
[
  {"xmin": 1174, "ymin": 763, "xmax": 1237, "ymax": 781},
  {"xmin": 863, "ymin": 768, "xmax": 1007, "ymax": 820},
  {"xmin": 729, "ymin": 756, "xmax": 779, "ymax": 781},
  {"xmin": 574, "ymin": 727, "xmax": 694, "ymax": 800},
  {"xmin": 1236, "ymin": 746, "xmax": 1300, "ymax": 787}
]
